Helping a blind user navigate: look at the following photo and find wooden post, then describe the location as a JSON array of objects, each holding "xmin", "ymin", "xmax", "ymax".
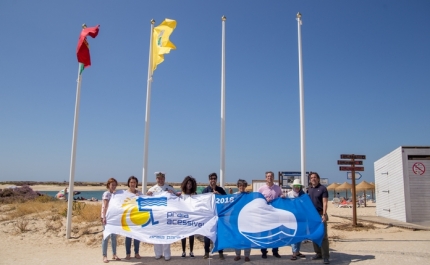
[{"xmin": 351, "ymin": 156, "xmax": 357, "ymax": 226}]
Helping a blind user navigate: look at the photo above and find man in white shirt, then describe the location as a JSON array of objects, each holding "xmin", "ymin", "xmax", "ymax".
[{"xmin": 146, "ymin": 172, "xmax": 176, "ymax": 261}]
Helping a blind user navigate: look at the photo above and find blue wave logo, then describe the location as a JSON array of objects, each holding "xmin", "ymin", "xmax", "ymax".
[
  {"xmin": 137, "ymin": 197, "xmax": 167, "ymax": 209},
  {"xmin": 238, "ymin": 198, "xmax": 297, "ymax": 247}
]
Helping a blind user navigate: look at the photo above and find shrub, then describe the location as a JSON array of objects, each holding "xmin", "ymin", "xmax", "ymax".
[
  {"xmin": 0, "ymin": 189, "xmax": 14, "ymax": 197},
  {"xmin": 60, "ymin": 201, "xmax": 87, "ymax": 217},
  {"xmin": 34, "ymin": 194, "xmax": 56, "ymax": 203},
  {"xmin": 15, "ymin": 218, "xmax": 29, "ymax": 233},
  {"xmin": 0, "ymin": 185, "xmax": 39, "ymax": 204}
]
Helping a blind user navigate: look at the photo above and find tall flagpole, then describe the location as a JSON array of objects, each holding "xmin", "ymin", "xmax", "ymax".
[
  {"xmin": 66, "ymin": 24, "xmax": 87, "ymax": 239},
  {"xmin": 296, "ymin": 13, "xmax": 306, "ymax": 187},
  {"xmin": 220, "ymin": 15, "xmax": 226, "ymax": 188},
  {"xmin": 142, "ymin": 19, "xmax": 155, "ymax": 194}
]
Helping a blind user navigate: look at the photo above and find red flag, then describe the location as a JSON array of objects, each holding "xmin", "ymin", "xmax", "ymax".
[{"xmin": 76, "ymin": 25, "xmax": 100, "ymax": 68}]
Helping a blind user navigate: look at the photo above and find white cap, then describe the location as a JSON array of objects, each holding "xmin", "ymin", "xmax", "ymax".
[
  {"xmin": 154, "ymin": 172, "xmax": 166, "ymax": 176},
  {"xmin": 292, "ymin": 179, "xmax": 303, "ymax": 186}
]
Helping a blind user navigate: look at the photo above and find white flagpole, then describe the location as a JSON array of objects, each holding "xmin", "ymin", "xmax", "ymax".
[
  {"xmin": 66, "ymin": 62, "xmax": 84, "ymax": 239},
  {"xmin": 296, "ymin": 13, "xmax": 306, "ymax": 187},
  {"xmin": 220, "ymin": 16, "xmax": 226, "ymax": 188},
  {"xmin": 142, "ymin": 19, "xmax": 155, "ymax": 194},
  {"xmin": 66, "ymin": 23, "xmax": 88, "ymax": 239}
]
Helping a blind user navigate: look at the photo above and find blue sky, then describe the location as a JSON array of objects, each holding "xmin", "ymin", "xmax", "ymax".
[{"xmin": 1, "ymin": 1, "xmax": 429, "ymax": 186}]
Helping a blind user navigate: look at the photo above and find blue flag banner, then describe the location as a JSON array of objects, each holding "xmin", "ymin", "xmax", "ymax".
[{"xmin": 213, "ymin": 193, "xmax": 324, "ymax": 252}]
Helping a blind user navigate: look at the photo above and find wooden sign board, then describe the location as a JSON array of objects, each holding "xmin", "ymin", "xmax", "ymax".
[
  {"xmin": 339, "ymin": 166, "xmax": 364, "ymax": 171},
  {"xmin": 337, "ymin": 160, "xmax": 363, "ymax": 165},
  {"xmin": 340, "ymin": 154, "xmax": 366, "ymax": 160}
]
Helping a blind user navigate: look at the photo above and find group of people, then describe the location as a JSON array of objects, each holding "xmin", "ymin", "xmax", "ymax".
[
  {"xmin": 100, "ymin": 172, "xmax": 193, "ymax": 263},
  {"xmin": 100, "ymin": 171, "xmax": 330, "ymax": 264},
  {"xmin": 256, "ymin": 171, "xmax": 329, "ymax": 264}
]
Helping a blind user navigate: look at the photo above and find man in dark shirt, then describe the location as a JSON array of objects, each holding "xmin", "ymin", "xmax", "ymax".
[
  {"xmin": 307, "ymin": 172, "xmax": 330, "ymax": 264},
  {"xmin": 202, "ymin": 172, "xmax": 226, "ymax": 260}
]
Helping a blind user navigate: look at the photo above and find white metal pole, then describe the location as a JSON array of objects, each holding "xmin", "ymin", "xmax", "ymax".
[
  {"xmin": 66, "ymin": 63, "xmax": 83, "ymax": 239},
  {"xmin": 296, "ymin": 13, "xmax": 306, "ymax": 187},
  {"xmin": 220, "ymin": 16, "xmax": 226, "ymax": 188},
  {"xmin": 142, "ymin": 19, "xmax": 155, "ymax": 194}
]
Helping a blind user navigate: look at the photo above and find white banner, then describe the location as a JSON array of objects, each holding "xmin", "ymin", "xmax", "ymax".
[{"xmin": 103, "ymin": 192, "xmax": 217, "ymax": 244}]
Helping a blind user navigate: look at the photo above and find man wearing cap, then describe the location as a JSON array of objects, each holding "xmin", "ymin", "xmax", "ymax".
[
  {"xmin": 308, "ymin": 172, "xmax": 330, "ymax": 264},
  {"xmin": 147, "ymin": 172, "xmax": 176, "ymax": 261},
  {"xmin": 258, "ymin": 171, "xmax": 283, "ymax": 259},
  {"xmin": 287, "ymin": 179, "xmax": 306, "ymax": 260},
  {"xmin": 202, "ymin": 172, "xmax": 226, "ymax": 260}
]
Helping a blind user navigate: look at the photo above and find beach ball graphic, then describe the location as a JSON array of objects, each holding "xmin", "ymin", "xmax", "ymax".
[{"xmin": 121, "ymin": 198, "xmax": 151, "ymax": 231}]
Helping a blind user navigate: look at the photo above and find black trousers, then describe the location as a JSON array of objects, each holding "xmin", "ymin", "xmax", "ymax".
[
  {"xmin": 181, "ymin": 236, "xmax": 194, "ymax": 252},
  {"xmin": 261, "ymin": 248, "xmax": 279, "ymax": 254},
  {"xmin": 204, "ymin": 236, "xmax": 223, "ymax": 254}
]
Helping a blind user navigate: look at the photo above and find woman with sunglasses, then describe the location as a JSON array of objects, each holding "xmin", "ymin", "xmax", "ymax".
[{"xmin": 233, "ymin": 179, "xmax": 251, "ymax": 262}]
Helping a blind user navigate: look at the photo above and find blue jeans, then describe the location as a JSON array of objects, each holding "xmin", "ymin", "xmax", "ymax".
[
  {"xmin": 102, "ymin": 234, "xmax": 117, "ymax": 257},
  {"xmin": 291, "ymin": 242, "xmax": 301, "ymax": 253},
  {"xmin": 125, "ymin": 237, "xmax": 140, "ymax": 255}
]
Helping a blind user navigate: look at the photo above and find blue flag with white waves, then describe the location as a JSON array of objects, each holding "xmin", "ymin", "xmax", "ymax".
[{"xmin": 213, "ymin": 193, "xmax": 324, "ymax": 251}]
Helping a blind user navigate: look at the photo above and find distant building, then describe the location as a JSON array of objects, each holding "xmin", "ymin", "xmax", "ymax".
[{"xmin": 374, "ymin": 146, "xmax": 430, "ymax": 226}]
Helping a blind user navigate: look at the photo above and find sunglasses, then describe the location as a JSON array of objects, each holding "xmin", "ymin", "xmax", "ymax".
[{"xmin": 210, "ymin": 177, "xmax": 217, "ymax": 180}]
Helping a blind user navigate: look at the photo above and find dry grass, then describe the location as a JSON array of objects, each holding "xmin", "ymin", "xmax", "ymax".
[
  {"xmin": 49, "ymin": 214, "xmax": 62, "ymax": 222},
  {"xmin": 5, "ymin": 200, "xmax": 66, "ymax": 220},
  {"xmin": 75, "ymin": 203, "xmax": 101, "ymax": 223},
  {"xmin": 3, "ymin": 200, "xmax": 100, "ymax": 223},
  {"xmin": 44, "ymin": 219, "xmax": 63, "ymax": 233},
  {"xmin": 15, "ymin": 218, "xmax": 30, "ymax": 233},
  {"xmin": 2, "ymin": 200, "xmax": 106, "ymax": 246}
]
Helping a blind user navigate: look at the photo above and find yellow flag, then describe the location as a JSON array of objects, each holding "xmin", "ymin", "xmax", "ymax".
[{"xmin": 152, "ymin": 19, "xmax": 176, "ymax": 72}]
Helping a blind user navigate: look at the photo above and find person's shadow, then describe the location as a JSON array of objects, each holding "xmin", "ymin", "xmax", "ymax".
[
  {"xmin": 298, "ymin": 242, "xmax": 375, "ymax": 264},
  {"xmin": 327, "ymin": 252, "xmax": 375, "ymax": 264}
]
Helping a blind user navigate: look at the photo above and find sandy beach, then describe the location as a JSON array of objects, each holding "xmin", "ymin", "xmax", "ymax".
[{"xmin": 1, "ymin": 196, "xmax": 429, "ymax": 264}]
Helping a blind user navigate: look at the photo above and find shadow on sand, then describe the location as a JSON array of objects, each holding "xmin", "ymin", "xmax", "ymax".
[{"xmin": 117, "ymin": 251, "xmax": 375, "ymax": 265}]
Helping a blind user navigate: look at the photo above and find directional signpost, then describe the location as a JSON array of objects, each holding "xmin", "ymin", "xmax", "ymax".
[
  {"xmin": 347, "ymin": 172, "xmax": 362, "ymax": 180},
  {"xmin": 338, "ymin": 154, "xmax": 366, "ymax": 226}
]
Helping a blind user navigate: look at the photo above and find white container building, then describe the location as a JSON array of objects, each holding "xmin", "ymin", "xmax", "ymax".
[{"xmin": 374, "ymin": 146, "xmax": 430, "ymax": 225}]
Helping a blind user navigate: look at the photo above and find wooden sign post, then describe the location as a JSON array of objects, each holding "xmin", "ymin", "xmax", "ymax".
[{"xmin": 338, "ymin": 154, "xmax": 365, "ymax": 226}]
